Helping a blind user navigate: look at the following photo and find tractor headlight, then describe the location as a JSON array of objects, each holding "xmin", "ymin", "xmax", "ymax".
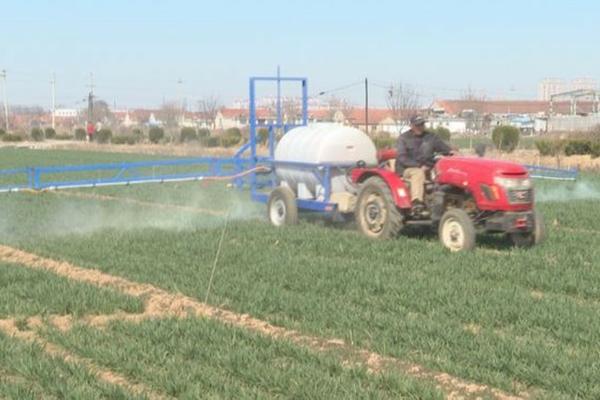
[{"xmin": 493, "ymin": 177, "xmax": 532, "ymax": 189}]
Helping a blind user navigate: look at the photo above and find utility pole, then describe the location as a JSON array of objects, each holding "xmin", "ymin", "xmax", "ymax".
[
  {"xmin": 1, "ymin": 70, "xmax": 8, "ymax": 131},
  {"xmin": 50, "ymin": 73, "xmax": 56, "ymax": 129},
  {"xmin": 364, "ymin": 77, "xmax": 369, "ymax": 134},
  {"xmin": 87, "ymin": 72, "xmax": 95, "ymax": 124},
  {"xmin": 177, "ymin": 78, "xmax": 184, "ymax": 123}
]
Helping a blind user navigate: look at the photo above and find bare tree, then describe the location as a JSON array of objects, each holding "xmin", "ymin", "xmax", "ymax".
[
  {"xmin": 158, "ymin": 101, "xmax": 180, "ymax": 128},
  {"xmin": 282, "ymin": 98, "xmax": 300, "ymax": 123},
  {"xmin": 386, "ymin": 83, "xmax": 420, "ymax": 131},
  {"xmin": 460, "ymin": 85, "xmax": 487, "ymax": 102},
  {"xmin": 460, "ymin": 86, "xmax": 487, "ymax": 133},
  {"xmin": 197, "ymin": 95, "xmax": 221, "ymax": 129},
  {"xmin": 328, "ymin": 96, "xmax": 353, "ymax": 123}
]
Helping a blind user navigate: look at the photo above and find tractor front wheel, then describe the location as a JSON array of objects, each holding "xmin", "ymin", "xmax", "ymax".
[
  {"xmin": 510, "ymin": 210, "xmax": 546, "ymax": 247},
  {"xmin": 439, "ymin": 208, "xmax": 476, "ymax": 252},
  {"xmin": 267, "ymin": 186, "xmax": 298, "ymax": 227},
  {"xmin": 355, "ymin": 177, "xmax": 403, "ymax": 239}
]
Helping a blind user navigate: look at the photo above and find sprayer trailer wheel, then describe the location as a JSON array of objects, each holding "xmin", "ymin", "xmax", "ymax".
[{"xmin": 268, "ymin": 186, "xmax": 298, "ymax": 227}]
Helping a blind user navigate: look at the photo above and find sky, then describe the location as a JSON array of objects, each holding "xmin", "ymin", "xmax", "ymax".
[{"xmin": 1, "ymin": 0, "xmax": 599, "ymax": 109}]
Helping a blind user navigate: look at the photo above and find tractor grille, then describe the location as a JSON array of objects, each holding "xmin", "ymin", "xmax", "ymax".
[{"xmin": 508, "ymin": 189, "xmax": 533, "ymax": 204}]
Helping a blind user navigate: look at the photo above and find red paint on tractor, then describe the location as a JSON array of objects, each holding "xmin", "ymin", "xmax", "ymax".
[{"xmin": 352, "ymin": 149, "xmax": 534, "ymax": 213}]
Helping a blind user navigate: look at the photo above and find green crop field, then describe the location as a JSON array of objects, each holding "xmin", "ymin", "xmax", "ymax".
[{"xmin": 1, "ymin": 147, "xmax": 599, "ymax": 399}]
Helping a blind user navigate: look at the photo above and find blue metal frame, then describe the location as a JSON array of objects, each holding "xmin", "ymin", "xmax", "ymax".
[
  {"xmin": 524, "ymin": 164, "xmax": 578, "ymax": 181},
  {"xmin": 244, "ymin": 72, "xmax": 329, "ymax": 210},
  {"xmin": 245, "ymin": 73, "xmax": 350, "ymax": 213},
  {"xmin": 251, "ymin": 160, "xmax": 356, "ymax": 212},
  {"xmin": 248, "ymin": 72, "xmax": 308, "ymax": 161},
  {"xmin": 0, "ymin": 157, "xmax": 253, "ymax": 193}
]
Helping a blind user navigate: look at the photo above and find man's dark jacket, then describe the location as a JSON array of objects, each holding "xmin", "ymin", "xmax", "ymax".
[{"xmin": 395, "ymin": 130, "xmax": 452, "ymax": 175}]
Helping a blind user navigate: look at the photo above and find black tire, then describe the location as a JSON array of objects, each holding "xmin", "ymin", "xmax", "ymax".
[
  {"xmin": 510, "ymin": 210, "xmax": 546, "ymax": 248},
  {"xmin": 438, "ymin": 208, "xmax": 476, "ymax": 252},
  {"xmin": 355, "ymin": 177, "xmax": 403, "ymax": 239},
  {"xmin": 267, "ymin": 186, "xmax": 298, "ymax": 227}
]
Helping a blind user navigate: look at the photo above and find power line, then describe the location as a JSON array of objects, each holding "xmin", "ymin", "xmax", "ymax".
[{"xmin": 314, "ymin": 80, "xmax": 363, "ymax": 97}]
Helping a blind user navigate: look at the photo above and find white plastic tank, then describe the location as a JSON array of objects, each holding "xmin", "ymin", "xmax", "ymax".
[{"xmin": 274, "ymin": 124, "xmax": 377, "ymax": 199}]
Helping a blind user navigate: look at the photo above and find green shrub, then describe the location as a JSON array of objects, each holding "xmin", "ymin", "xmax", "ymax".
[
  {"xmin": 375, "ymin": 131, "xmax": 392, "ymax": 139},
  {"xmin": 197, "ymin": 128, "xmax": 211, "ymax": 138},
  {"xmin": 2, "ymin": 133, "xmax": 23, "ymax": 142},
  {"xmin": 132, "ymin": 128, "xmax": 144, "ymax": 143},
  {"xmin": 535, "ymin": 139, "xmax": 564, "ymax": 156},
  {"xmin": 180, "ymin": 127, "xmax": 198, "ymax": 143},
  {"xmin": 372, "ymin": 137, "xmax": 396, "ymax": 150},
  {"xmin": 564, "ymin": 139, "xmax": 592, "ymax": 156},
  {"xmin": 433, "ymin": 126, "xmax": 451, "ymax": 141},
  {"xmin": 111, "ymin": 135, "xmax": 135, "ymax": 145},
  {"xmin": 95, "ymin": 128, "xmax": 112, "ymax": 144},
  {"xmin": 55, "ymin": 134, "xmax": 74, "ymax": 141},
  {"xmin": 44, "ymin": 127, "xmax": 56, "ymax": 139},
  {"xmin": 74, "ymin": 128, "xmax": 87, "ymax": 141},
  {"xmin": 257, "ymin": 127, "xmax": 269, "ymax": 145},
  {"xmin": 30, "ymin": 127, "xmax": 44, "ymax": 141},
  {"xmin": 591, "ymin": 141, "xmax": 600, "ymax": 159},
  {"xmin": 200, "ymin": 136, "xmax": 219, "ymax": 147},
  {"xmin": 0, "ymin": 128, "xmax": 6, "ymax": 137},
  {"xmin": 220, "ymin": 127, "xmax": 242, "ymax": 147},
  {"xmin": 149, "ymin": 126, "xmax": 164, "ymax": 144},
  {"xmin": 220, "ymin": 136, "xmax": 241, "ymax": 147},
  {"xmin": 492, "ymin": 125, "xmax": 520, "ymax": 153}
]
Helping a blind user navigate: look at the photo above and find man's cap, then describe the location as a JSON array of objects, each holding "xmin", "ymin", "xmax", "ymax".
[{"xmin": 409, "ymin": 115, "xmax": 427, "ymax": 126}]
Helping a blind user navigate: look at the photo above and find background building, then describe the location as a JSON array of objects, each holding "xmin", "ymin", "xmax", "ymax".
[{"xmin": 538, "ymin": 78, "xmax": 598, "ymax": 100}]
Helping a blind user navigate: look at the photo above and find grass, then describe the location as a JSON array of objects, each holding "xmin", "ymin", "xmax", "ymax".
[
  {"xmin": 45, "ymin": 318, "xmax": 443, "ymax": 399},
  {"xmin": 0, "ymin": 262, "xmax": 144, "ymax": 318},
  {"xmin": 18, "ymin": 220, "xmax": 600, "ymax": 398},
  {"xmin": 0, "ymin": 333, "xmax": 143, "ymax": 399},
  {"xmin": 0, "ymin": 148, "xmax": 163, "ymax": 169},
  {"xmin": 1, "ymin": 147, "xmax": 600, "ymax": 398}
]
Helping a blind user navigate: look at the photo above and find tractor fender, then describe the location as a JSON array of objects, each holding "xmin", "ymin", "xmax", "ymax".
[{"xmin": 351, "ymin": 168, "xmax": 412, "ymax": 209}]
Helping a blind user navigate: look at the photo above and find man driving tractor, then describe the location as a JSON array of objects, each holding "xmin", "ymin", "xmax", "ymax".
[{"xmin": 396, "ymin": 115, "xmax": 453, "ymax": 211}]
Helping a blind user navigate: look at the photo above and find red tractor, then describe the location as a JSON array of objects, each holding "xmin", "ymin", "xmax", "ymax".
[{"xmin": 350, "ymin": 148, "xmax": 545, "ymax": 251}]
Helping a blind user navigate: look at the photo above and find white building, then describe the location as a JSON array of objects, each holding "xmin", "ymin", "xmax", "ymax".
[
  {"xmin": 53, "ymin": 108, "xmax": 78, "ymax": 118},
  {"xmin": 538, "ymin": 78, "xmax": 565, "ymax": 101},
  {"xmin": 427, "ymin": 117, "xmax": 468, "ymax": 134},
  {"xmin": 571, "ymin": 77, "xmax": 597, "ymax": 92},
  {"xmin": 538, "ymin": 78, "xmax": 598, "ymax": 101}
]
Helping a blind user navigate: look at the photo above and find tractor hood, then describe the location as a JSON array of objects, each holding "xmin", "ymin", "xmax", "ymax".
[
  {"xmin": 438, "ymin": 156, "xmax": 528, "ymax": 176},
  {"xmin": 436, "ymin": 156, "xmax": 528, "ymax": 186}
]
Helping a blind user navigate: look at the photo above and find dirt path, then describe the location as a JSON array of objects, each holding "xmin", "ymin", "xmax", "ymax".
[{"xmin": 0, "ymin": 244, "xmax": 533, "ymax": 400}]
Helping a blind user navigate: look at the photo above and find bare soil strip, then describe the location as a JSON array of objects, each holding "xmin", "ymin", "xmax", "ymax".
[
  {"xmin": 0, "ymin": 244, "xmax": 530, "ymax": 400},
  {"xmin": 0, "ymin": 312, "xmax": 161, "ymax": 334},
  {"xmin": 45, "ymin": 190, "xmax": 227, "ymax": 216},
  {"xmin": 0, "ymin": 319, "xmax": 171, "ymax": 400}
]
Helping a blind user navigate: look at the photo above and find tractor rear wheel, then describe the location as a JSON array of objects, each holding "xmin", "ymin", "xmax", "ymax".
[
  {"xmin": 439, "ymin": 208, "xmax": 476, "ymax": 252},
  {"xmin": 510, "ymin": 210, "xmax": 546, "ymax": 247},
  {"xmin": 268, "ymin": 186, "xmax": 298, "ymax": 227},
  {"xmin": 355, "ymin": 177, "xmax": 403, "ymax": 239}
]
